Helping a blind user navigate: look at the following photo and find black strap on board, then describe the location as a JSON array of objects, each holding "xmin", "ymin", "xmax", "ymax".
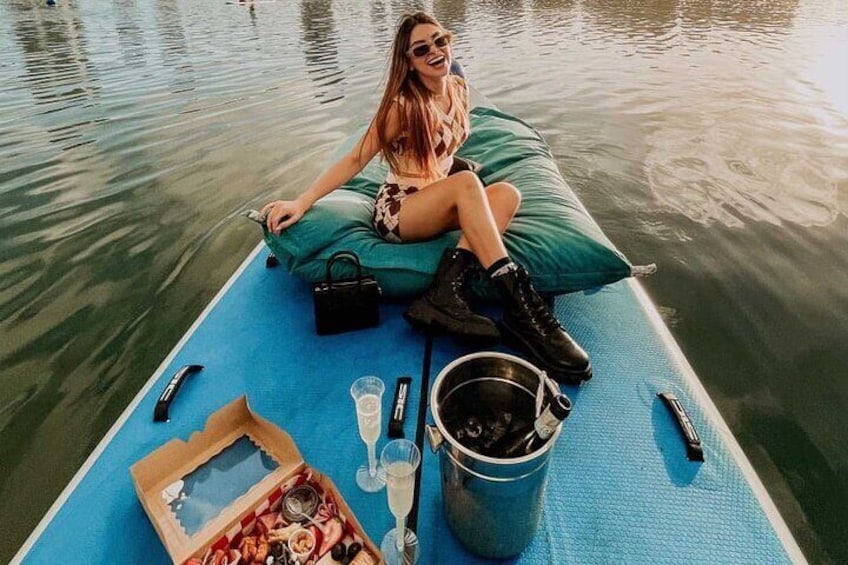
[
  {"xmin": 153, "ymin": 364, "xmax": 204, "ymax": 422},
  {"xmin": 407, "ymin": 331, "xmax": 433, "ymax": 534},
  {"xmin": 657, "ymin": 392, "xmax": 705, "ymax": 461}
]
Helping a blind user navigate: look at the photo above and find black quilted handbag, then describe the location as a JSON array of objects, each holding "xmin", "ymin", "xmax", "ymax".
[{"xmin": 312, "ymin": 251, "xmax": 381, "ymax": 335}]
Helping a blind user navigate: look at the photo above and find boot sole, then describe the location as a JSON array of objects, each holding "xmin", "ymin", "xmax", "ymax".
[
  {"xmin": 404, "ymin": 302, "xmax": 501, "ymax": 343},
  {"xmin": 498, "ymin": 321, "xmax": 593, "ymax": 385}
]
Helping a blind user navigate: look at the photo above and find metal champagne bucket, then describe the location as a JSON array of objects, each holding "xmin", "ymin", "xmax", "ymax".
[{"xmin": 426, "ymin": 352, "xmax": 564, "ymax": 558}]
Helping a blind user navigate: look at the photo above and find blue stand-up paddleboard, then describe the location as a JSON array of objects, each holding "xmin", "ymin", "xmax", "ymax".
[{"xmin": 12, "ymin": 97, "xmax": 806, "ymax": 564}]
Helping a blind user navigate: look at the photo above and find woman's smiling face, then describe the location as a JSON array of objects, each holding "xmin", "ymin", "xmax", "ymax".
[{"xmin": 407, "ymin": 23, "xmax": 451, "ymax": 79}]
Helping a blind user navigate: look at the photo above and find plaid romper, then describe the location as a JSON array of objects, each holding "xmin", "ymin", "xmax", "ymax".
[{"xmin": 372, "ymin": 77, "xmax": 470, "ymax": 243}]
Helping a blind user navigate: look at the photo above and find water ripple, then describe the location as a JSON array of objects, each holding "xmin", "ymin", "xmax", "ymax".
[{"xmin": 645, "ymin": 108, "xmax": 847, "ymax": 228}]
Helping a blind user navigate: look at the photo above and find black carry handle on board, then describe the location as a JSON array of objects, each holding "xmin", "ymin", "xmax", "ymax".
[
  {"xmin": 154, "ymin": 364, "xmax": 203, "ymax": 422},
  {"xmin": 658, "ymin": 392, "xmax": 704, "ymax": 462}
]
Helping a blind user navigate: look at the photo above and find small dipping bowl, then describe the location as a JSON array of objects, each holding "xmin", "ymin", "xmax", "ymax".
[
  {"xmin": 281, "ymin": 485, "xmax": 320, "ymax": 523},
  {"xmin": 287, "ymin": 528, "xmax": 315, "ymax": 563}
]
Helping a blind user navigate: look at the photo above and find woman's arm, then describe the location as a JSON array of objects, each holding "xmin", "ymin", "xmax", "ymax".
[{"xmin": 262, "ymin": 104, "xmax": 402, "ymax": 234}]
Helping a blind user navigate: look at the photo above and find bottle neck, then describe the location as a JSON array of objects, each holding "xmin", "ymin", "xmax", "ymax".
[{"xmin": 533, "ymin": 406, "xmax": 562, "ymax": 440}]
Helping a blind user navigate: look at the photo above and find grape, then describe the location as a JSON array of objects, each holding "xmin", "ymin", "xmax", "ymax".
[{"xmin": 331, "ymin": 542, "xmax": 346, "ymax": 561}]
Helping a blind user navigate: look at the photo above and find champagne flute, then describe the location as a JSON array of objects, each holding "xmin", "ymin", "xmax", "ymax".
[
  {"xmin": 380, "ymin": 439, "xmax": 421, "ymax": 565},
  {"xmin": 350, "ymin": 376, "xmax": 386, "ymax": 492}
]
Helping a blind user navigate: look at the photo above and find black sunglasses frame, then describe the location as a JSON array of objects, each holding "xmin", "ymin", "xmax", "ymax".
[{"xmin": 407, "ymin": 34, "xmax": 451, "ymax": 59}]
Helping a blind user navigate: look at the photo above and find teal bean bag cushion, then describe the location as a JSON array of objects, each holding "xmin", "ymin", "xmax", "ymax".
[{"xmin": 264, "ymin": 106, "xmax": 636, "ymax": 298}]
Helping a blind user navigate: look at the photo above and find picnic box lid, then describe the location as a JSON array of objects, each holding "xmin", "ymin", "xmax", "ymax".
[{"xmin": 130, "ymin": 396, "xmax": 304, "ymax": 564}]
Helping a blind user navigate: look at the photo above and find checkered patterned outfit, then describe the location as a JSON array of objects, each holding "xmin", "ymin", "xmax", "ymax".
[{"xmin": 372, "ymin": 77, "xmax": 470, "ymax": 243}]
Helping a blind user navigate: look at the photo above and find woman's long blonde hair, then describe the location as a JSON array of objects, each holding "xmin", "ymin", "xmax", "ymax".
[{"xmin": 371, "ymin": 12, "xmax": 466, "ymax": 179}]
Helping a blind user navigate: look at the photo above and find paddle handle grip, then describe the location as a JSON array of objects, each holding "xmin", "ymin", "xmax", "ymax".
[
  {"xmin": 658, "ymin": 392, "xmax": 704, "ymax": 461},
  {"xmin": 154, "ymin": 364, "xmax": 203, "ymax": 422}
]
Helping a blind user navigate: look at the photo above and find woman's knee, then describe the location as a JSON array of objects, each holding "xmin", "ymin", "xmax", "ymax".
[
  {"xmin": 450, "ymin": 170, "xmax": 480, "ymax": 189},
  {"xmin": 487, "ymin": 182, "xmax": 522, "ymax": 211},
  {"xmin": 453, "ymin": 170, "xmax": 486, "ymax": 201}
]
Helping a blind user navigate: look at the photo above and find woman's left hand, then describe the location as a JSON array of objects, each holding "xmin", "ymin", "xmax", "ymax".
[{"xmin": 260, "ymin": 199, "xmax": 307, "ymax": 235}]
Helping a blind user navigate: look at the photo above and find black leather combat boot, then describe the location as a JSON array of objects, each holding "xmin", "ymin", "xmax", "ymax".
[
  {"xmin": 494, "ymin": 265, "xmax": 592, "ymax": 384},
  {"xmin": 404, "ymin": 249, "xmax": 500, "ymax": 341}
]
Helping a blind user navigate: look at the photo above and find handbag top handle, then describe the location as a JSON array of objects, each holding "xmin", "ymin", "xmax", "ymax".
[{"xmin": 325, "ymin": 250, "xmax": 364, "ymax": 282}]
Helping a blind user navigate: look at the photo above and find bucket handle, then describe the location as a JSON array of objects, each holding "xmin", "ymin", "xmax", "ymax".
[{"xmin": 426, "ymin": 424, "xmax": 444, "ymax": 453}]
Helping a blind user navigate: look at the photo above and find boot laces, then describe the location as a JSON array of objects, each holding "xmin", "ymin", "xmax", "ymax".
[
  {"xmin": 520, "ymin": 282, "xmax": 561, "ymax": 335},
  {"xmin": 450, "ymin": 279, "xmax": 470, "ymax": 307},
  {"xmin": 450, "ymin": 268, "xmax": 475, "ymax": 308}
]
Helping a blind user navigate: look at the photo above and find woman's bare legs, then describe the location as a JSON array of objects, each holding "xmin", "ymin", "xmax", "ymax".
[
  {"xmin": 456, "ymin": 180, "xmax": 521, "ymax": 254},
  {"xmin": 397, "ymin": 171, "xmax": 520, "ymax": 268}
]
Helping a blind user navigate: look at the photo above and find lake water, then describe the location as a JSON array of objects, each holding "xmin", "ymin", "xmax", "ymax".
[{"xmin": 1, "ymin": 0, "xmax": 846, "ymax": 562}]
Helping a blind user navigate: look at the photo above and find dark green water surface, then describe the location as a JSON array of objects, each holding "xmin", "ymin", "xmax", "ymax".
[{"xmin": 1, "ymin": 0, "xmax": 846, "ymax": 562}]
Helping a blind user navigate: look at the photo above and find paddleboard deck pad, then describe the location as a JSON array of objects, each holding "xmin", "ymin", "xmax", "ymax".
[{"xmin": 14, "ymin": 243, "xmax": 804, "ymax": 564}]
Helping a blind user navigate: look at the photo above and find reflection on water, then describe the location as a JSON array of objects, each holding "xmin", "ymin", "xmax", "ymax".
[
  {"xmin": 1, "ymin": 0, "xmax": 847, "ymax": 563},
  {"xmin": 582, "ymin": 0, "xmax": 799, "ymax": 37},
  {"xmin": 154, "ymin": 0, "xmax": 194, "ymax": 90},
  {"xmin": 432, "ymin": 0, "xmax": 467, "ymax": 32},
  {"xmin": 6, "ymin": 2, "xmax": 98, "ymax": 107},
  {"xmin": 115, "ymin": 1, "xmax": 147, "ymax": 68},
  {"xmin": 301, "ymin": 0, "xmax": 345, "ymax": 103}
]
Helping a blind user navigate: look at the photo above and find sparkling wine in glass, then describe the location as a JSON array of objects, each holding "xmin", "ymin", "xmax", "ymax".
[
  {"xmin": 351, "ymin": 376, "xmax": 386, "ymax": 492},
  {"xmin": 380, "ymin": 439, "xmax": 421, "ymax": 565}
]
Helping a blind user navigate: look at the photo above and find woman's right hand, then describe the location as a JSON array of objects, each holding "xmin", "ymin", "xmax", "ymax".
[{"xmin": 261, "ymin": 199, "xmax": 307, "ymax": 235}]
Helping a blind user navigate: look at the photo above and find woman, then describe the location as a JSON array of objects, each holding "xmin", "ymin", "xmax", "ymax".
[{"xmin": 262, "ymin": 12, "xmax": 591, "ymax": 383}]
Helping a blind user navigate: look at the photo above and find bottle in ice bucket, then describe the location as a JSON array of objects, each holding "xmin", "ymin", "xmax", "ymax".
[{"xmin": 495, "ymin": 394, "xmax": 571, "ymax": 458}]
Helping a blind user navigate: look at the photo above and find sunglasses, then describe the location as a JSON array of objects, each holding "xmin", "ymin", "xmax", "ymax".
[{"xmin": 406, "ymin": 33, "xmax": 452, "ymax": 58}]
